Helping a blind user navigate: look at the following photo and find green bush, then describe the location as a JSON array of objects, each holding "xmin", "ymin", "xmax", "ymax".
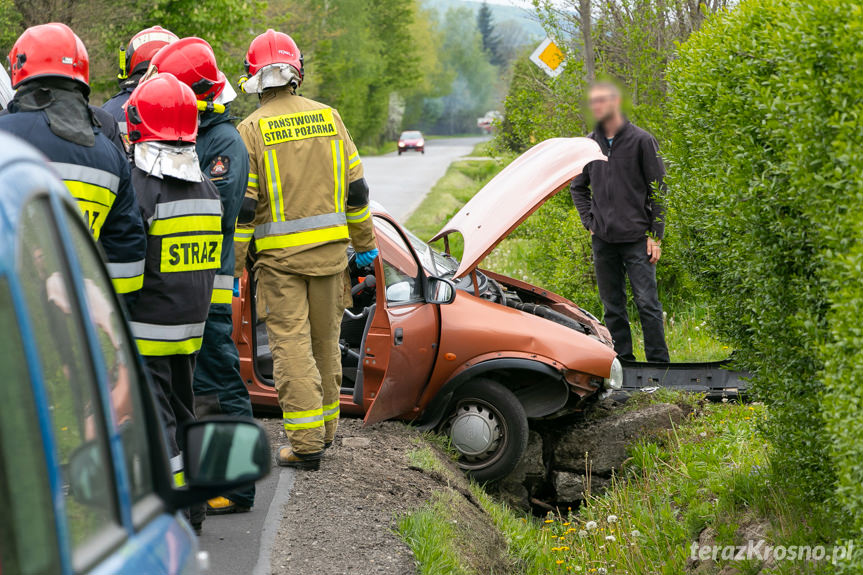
[{"xmin": 665, "ymin": 0, "xmax": 863, "ymax": 555}]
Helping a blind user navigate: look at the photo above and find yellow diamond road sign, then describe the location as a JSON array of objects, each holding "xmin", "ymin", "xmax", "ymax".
[{"xmin": 530, "ymin": 38, "xmax": 566, "ymax": 78}]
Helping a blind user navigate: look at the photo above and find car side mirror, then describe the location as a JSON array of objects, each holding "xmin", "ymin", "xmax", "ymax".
[
  {"xmin": 68, "ymin": 440, "xmax": 110, "ymax": 508},
  {"xmin": 427, "ymin": 276, "xmax": 457, "ymax": 305},
  {"xmin": 183, "ymin": 418, "xmax": 270, "ymax": 488}
]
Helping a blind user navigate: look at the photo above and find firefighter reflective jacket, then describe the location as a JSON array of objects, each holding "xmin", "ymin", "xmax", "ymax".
[
  {"xmin": 237, "ymin": 88, "xmax": 376, "ymax": 276},
  {"xmin": 0, "ymin": 104, "xmax": 147, "ymax": 299},
  {"xmin": 197, "ymin": 107, "xmax": 249, "ymax": 308},
  {"xmin": 130, "ymin": 166, "xmax": 222, "ymax": 356}
]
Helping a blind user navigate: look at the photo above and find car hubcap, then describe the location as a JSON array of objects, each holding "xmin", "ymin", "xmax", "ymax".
[{"xmin": 447, "ymin": 402, "xmax": 503, "ymax": 464}]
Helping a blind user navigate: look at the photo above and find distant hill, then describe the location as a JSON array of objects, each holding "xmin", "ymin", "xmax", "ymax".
[{"xmin": 423, "ymin": 0, "xmax": 546, "ymax": 41}]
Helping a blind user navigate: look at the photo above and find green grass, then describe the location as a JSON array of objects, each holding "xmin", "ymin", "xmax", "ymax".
[
  {"xmin": 399, "ymin": 491, "xmax": 473, "ymax": 575},
  {"xmin": 358, "ymin": 140, "xmax": 398, "ymax": 156},
  {"xmin": 473, "ymin": 402, "xmax": 840, "ymax": 575},
  {"xmin": 408, "ymin": 446, "xmax": 451, "ymax": 475}
]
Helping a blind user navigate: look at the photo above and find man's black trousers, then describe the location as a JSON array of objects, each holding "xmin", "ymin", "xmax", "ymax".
[
  {"xmin": 144, "ymin": 353, "xmax": 205, "ymax": 525},
  {"xmin": 591, "ymin": 236, "xmax": 670, "ymax": 362}
]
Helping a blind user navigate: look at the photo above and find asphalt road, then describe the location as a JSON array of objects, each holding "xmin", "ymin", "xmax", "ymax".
[
  {"xmin": 199, "ymin": 421, "xmax": 294, "ymax": 575},
  {"xmin": 198, "ymin": 137, "xmax": 485, "ymax": 575},
  {"xmin": 363, "ymin": 136, "xmax": 488, "ymax": 221}
]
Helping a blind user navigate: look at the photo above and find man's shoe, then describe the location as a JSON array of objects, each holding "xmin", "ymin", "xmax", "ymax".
[
  {"xmin": 206, "ymin": 496, "xmax": 251, "ymax": 516},
  {"xmin": 191, "ymin": 522, "xmax": 203, "ymax": 536},
  {"xmin": 324, "ymin": 440, "xmax": 333, "ymax": 450},
  {"xmin": 277, "ymin": 446, "xmax": 322, "ymax": 470}
]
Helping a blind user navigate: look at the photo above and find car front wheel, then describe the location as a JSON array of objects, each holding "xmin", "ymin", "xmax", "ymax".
[{"xmin": 441, "ymin": 379, "xmax": 529, "ymax": 482}]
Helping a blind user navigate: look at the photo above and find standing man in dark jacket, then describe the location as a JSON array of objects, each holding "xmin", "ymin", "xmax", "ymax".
[
  {"xmin": 570, "ymin": 82, "xmax": 669, "ymax": 362},
  {"xmin": 146, "ymin": 38, "xmax": 254, "ymax": 515}
]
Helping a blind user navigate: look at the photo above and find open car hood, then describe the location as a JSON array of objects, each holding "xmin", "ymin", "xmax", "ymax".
[{"xmin": 431, "ymin": 137, "xmax": 605, "ymax": 278}]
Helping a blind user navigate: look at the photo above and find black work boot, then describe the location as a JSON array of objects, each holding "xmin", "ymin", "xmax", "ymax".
[{"xmin": 277, "ymin": 446, "xmax": 323, "ymax": 470}]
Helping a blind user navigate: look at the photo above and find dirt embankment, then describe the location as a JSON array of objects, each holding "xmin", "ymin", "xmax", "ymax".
[{"xmin": 266, "ymin": 418, "xmax": 505, "ymax": 575}]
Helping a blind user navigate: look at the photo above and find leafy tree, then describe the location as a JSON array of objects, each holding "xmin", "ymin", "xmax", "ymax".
[{"xmin": 477, "ymin": 1, "xmax": 503, "ymax": 67}]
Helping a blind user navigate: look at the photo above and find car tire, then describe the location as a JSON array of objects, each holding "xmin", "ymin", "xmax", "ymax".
[{"xmin": 441, "ymin": 378, "xmax": 529, "ymax": 483}]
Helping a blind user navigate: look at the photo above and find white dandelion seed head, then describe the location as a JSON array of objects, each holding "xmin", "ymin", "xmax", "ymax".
[
  {"xmin": 585, "ymin": 521, "xmax": 598, "ymax": 531},
  {"xmin": 607, "ymin": 515, "xmax": 618, "ymax": 524}
]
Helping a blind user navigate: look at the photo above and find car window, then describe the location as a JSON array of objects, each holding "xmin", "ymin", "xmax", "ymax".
[
  {"xmin": 0, "ymin": 278, "xmax": 62, "ymax": 575},
  {"xmin": 374, "ymin": 218, "xmax": 423, "ymax": 305},
  {"xmin": 61, "ymin": 204, "xmax": 154, "ymax": 503},
  {"xmin": 16, "ymin": 197, "xmax": 120, "ymax": 559}
]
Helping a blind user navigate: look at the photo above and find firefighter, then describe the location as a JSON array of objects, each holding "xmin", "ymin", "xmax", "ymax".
[
  {"xmin": 125, "ymin": 73, "xmax": 222, "ymax": 533},
  {"xmin": 102, "ymin": 25, "xmax": 178, "ymax": 141},
  {"xmin": 146, "ymin": 37, "xmax": 255, "ymax": 515},
  {"xmin": 237, "ymin": 30, "xmax": 377, "ymax": 470},
  {"xmin": 0, "ymin": 23, "xmax": 147, "ymax": 307}
]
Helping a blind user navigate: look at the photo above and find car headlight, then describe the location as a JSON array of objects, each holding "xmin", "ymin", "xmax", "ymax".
[{"xmin": 604, "ymin": 357, "xmax": 623, "ymax": 390}]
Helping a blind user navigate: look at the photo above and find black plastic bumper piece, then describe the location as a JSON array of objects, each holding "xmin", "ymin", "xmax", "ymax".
[{"xmin": 619, "ymin": 358, "xmax": 750, "ymax": 400}]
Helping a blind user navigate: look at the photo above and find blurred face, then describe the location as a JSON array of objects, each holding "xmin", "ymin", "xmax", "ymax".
[{"xmin": 588, "ymin": 86, "xmax": 621, "ymax": 124}]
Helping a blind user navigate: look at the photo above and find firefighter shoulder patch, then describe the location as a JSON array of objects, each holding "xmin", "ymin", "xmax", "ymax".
[{"xmin": 209, "ymin": 156, "xmax": 230, "ymax": 178}]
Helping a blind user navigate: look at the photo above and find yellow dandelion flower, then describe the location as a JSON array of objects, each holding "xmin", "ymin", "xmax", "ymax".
[
  {"xmin": 557, "ymin": 560, "xmax": 564, "ymax": 565},
  {"xmin": 563, "ymin": 522, "xmax": 571, "ymax": 526},
  {"xmin": 545, "ymin": 519, "xmax": 554, "ymax": 524}
]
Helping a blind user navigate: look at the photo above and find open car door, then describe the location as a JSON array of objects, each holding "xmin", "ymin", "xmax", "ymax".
[{"xmin": 363, "ymin": 216, "xmax": 440, "ymax": 426}]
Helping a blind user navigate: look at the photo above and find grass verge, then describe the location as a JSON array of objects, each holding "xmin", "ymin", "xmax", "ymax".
[
  {"xmin": 357, "ymin": 140, "xmax": 398, "ymax": 157},
  {"xmin": 399, "ymin": 400, "xmax": 842, "ymax": 574},
  {"xmin": 485, "ymin": 402, "xmax": 840, "ymax": 575}
]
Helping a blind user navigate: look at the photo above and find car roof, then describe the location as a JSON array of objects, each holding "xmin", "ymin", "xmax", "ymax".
[{"xmin": 0, "ymin": 132, "xmax": 70, "ymax": 276}]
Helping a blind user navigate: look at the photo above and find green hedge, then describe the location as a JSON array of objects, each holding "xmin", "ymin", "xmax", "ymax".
[{"xmin": 665, "ymin": 0, "xmax": 863, "ymax": 556}]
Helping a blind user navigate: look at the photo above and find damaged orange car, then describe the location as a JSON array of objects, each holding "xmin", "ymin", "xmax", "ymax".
[{"xmin": 233, "ymin": 138, "xmax": 620, "ymax": 481}]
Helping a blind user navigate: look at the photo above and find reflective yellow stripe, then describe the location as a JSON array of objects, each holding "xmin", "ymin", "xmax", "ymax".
[
  {"xmin": 265, "ymin": 150, "xmax": 284, "ymax": 222},
  {"xmin": 149, "ymin": 215, "xmax": 222, "ymax": 236},
  {"xmin": 160, "ymin": 235, "xmax": 222, "ymax": 273},
  {"xmin": 331, "ymin": 140, "xmax": 345, "ymax": 213},
  {"xmin": 73, "ymin": 199, "xmax": 111, "ymax": 240},
  {"xmin": 323, "ymin": 400, "xmax": 340, "ymax": 422},
  {"xmin": 235, "ymin": 228, "xmax": 255, "ymax": 244},
  {"xmin": 283, "ymin": 408, "xmax": 325, "ymax": 430},
  {"xmin": 211, "ymin": 288, "xmax": 233, "ymax": 304},
  {"xmin": 64, "ymin": 180, "xmax": 116, "ymax": 208},
  {"xmin": 248, "ymin": 173, "xmax": 259, "ymax": 188},
  {"xmin": 112, "ymin": 274, "xmax": 144, "ymax": 294},
  {"xmin": 136, "ymin": 337, "xmax": 204, "ymax": 356},
  {"xmin": 346, "ymin": 205, "xmax": 370, "ymax": 224},
  {"xmin": 255, "ymin": 225, "xmax": 349, "ymax": 251},
  {"xmin": 348, "ymin": 151, "xmax": 361, "ymax": 170},
  {"xmin": 173, "ymin": 471, "xmax": 185, "ymax": 487},
  {"xmin": 285, "ymin": 407, "xmax": 324, "ymax": 418}
]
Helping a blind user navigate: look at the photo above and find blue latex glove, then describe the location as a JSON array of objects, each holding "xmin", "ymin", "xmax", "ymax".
[
  {"xmin": 233, "ymin": 277, "xmax": 240, "ymax": 297},
  {"xmin": 354, "ymin": 248, "xmax": 379, "ymax": 268}
]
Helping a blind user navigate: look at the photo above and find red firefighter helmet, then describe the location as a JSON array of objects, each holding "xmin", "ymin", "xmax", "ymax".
[
  {"xmin": 125, "ymin": 73, "xmax": 198, "ymax": 144},
  {"xmin": 7, "ymin": 23, "xmax": 89, "ymax": 90},
  {"xmin": 124, "ymin": 25, "xmax": 178, "ymax": 77},
  {"xmin": 245, "ymin": 29, "xmax": 304, "ymax": 86},
  {"xmin": 147, "ymin": 37, "xmax": 225, "ymax": 101}
]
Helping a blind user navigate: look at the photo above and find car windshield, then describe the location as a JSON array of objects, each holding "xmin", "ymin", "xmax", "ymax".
[
  {"xmin": 403, "ymin": 228, "xmax": 459, "ymax": 277},
  {"xmin": 400, "ymin": 131, "xmax": 422, "ymax": 140},
  {"xmin": 373, "ymin": 216, "xmax": 458, "ymax": 277}
]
